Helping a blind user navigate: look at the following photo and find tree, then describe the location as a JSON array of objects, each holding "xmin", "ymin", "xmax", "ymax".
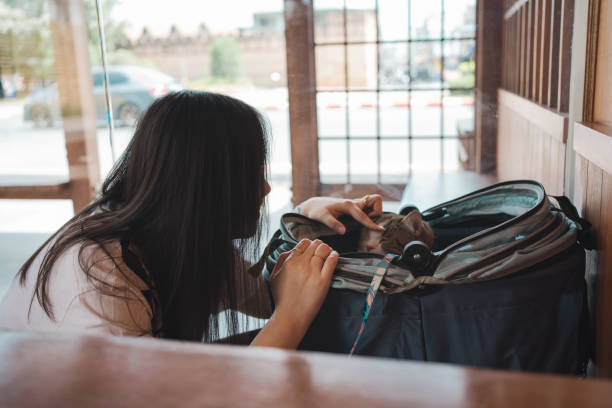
[
  {"xmin": 0, "ymin": 1, "xmax": 54, "ymax": 92},
  {"xmin": 210, "ymin": 36, "xmax": 243, "ymax": 81},
  {"xmin": 0, "ymin": 0, "xmax": 143, "ymax": 94},
  {"xmin": 84, "ymin": 0, "xmax": 132, "ymax": 66}
]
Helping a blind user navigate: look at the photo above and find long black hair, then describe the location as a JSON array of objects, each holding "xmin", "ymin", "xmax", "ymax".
[{"xmin": 18, "ymin": 90, "xmax": 270, "ymax": 341}]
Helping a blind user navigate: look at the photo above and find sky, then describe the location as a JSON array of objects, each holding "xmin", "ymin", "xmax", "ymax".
[
  {"xmin": 112, "ymin": 0, "xmax": 474, "ymax": 39},
  {"xmin": 112, "ymin": 0, "xmax": 284, "ymax": 38}
]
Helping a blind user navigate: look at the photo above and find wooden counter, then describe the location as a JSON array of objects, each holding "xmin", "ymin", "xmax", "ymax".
[{"xmin": 1, "ymin": 331, "xmax": 611, "ymax": 407}]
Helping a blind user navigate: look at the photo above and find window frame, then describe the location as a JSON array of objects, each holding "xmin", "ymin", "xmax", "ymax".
[{"xmin": 283, "ymin": 0, "xmax": 489, "ymax": 205}]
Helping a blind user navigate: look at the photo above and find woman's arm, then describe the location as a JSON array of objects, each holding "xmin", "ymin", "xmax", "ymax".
[
  {"xmin": 250, "ymin": 239, "xmax": 338, "ymax": 349},
  {"xmin": 249, "ymin": 193, "xmax": 382, "ymax": 347},
  {"xmin": 232, "ymin": 273, "xmax": 271, "ymax": 319}
]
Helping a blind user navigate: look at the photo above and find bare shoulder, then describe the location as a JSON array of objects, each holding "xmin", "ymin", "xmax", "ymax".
[{"xmin": 69, "ymin": 240, "xmax": 155, "ymax": 337}]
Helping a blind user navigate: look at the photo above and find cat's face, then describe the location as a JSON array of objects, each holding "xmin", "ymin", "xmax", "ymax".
[{"xmin": 357, "ymin": 211, "xmax": 434, "ymax": 255}]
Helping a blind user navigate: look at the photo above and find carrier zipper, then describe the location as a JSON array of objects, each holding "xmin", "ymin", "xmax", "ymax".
[{"xmin": 427, "ymin": 181, "xmax": 547, "ymax": 272}]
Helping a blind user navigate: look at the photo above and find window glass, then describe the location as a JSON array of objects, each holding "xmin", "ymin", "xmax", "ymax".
[
  {"xmin": 0, "ymin": 0, "xmax": 96, "ymax": 297},
  {"xmin": 313, "ymin": 0, "xmax": 476, "ymax": 180},
  {"xmin": 0, "ymin": 1, "xmax": 290, "ymax": 301}
]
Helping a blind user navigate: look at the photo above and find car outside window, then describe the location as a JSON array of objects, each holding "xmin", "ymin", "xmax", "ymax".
[
  {"xmin": 92, "ymin": 73, "xmax": 103, "ymax": 87},
  {"xmin": 109, "ymin": 72, "xmax": 128, "ymax": 85}
]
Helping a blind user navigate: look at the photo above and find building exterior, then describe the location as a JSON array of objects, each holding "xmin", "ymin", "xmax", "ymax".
[{"xmin": 121, "ymin": 9, "xmax": 377, "ymax": 88}]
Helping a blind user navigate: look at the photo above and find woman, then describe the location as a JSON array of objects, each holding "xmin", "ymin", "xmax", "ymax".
[{"xmin": 0, "ymin": 91, "xmax": 383, "ymax": 348}]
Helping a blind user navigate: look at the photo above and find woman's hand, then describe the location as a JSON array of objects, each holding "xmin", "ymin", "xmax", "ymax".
[
  {"xmin": 297, "ymin": 194, "xmax": 384, "ymax": 234},
  {"xmin": 251, "ymin": 239, "xmax": 338, "ymax": 349}
]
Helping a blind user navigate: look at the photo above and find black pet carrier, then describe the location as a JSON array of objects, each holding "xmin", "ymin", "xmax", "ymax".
[{"xmin": 258, "ymin": 180, "xmax": 593, "ymax": 374}]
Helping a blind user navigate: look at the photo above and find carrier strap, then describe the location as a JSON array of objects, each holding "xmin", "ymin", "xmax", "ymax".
[
  {"xmin": 349, "ymin": 253, "xmax": 397, "ymax": 356},
  {"xmin": 552, "ymin": 195, "xmax": 596, "ymax": 250}
]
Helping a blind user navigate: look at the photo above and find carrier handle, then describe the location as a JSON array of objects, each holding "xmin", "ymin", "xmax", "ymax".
[
  {"xmin": 551, "ymin": 195, "xmax": 596, "ymax": 250},
  {"xmin": 399, "ymin": 205, "xmax": 418, "ymax": 215}
]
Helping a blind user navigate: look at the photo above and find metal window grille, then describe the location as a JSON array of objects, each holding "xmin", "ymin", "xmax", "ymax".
[{"xmin": 313, "ymin": 0, "xmax": 477, "ymax": 184}]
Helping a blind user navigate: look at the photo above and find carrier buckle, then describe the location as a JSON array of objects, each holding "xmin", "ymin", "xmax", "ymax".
[{"xmin": 399, "ymin": 241, "xmax": 434, "ymax": 277}]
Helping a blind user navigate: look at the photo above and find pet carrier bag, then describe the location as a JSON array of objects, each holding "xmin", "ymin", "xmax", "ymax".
[{"xmin": 258, "ymin": 180, "xmax": 592, "ymax": 374}]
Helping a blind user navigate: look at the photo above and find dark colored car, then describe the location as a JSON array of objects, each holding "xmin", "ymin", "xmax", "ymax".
[{"xmin": 23, "ymin": 65, "xmax": 184, "ymax": 128}]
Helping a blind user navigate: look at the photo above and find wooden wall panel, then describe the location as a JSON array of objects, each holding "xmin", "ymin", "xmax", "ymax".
[
  {"xmin": 576, "ymin": 160, "xmax": 612, "ymax": 378},
  {"xmin": 593, "ymin": 0, "xmax": 612, "ymax": 126},
  {"xmin": 573, "ymin": 154, "xmax": 588, "ymax": 213},
  {"xmin": 598, "ymin": 176, "xmax": 612, "ymax": 377},
  {"xmin": 497, "ymin": 89, "xmax": 567, "ymax": 195},
  {"xmin": 503, "ymin": 0, "xmax": 572, "ymax": 112},
  {"xmin": 539, "ymin": 0, "xmax": 552, "ymax": 105},
  {"xmin": 573, "ymin": 123, "xmax": 612, "ymax": 377}
]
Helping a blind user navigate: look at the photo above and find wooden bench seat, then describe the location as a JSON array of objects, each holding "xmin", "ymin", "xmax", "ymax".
[{"xmin": 1, "ymin": 331, "xmax": 612, "ymax": 407}]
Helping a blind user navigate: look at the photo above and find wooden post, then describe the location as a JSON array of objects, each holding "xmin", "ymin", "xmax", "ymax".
[
  {"xmin": 548, "ymin": 0, "xmax": 562, "ymax": 109},
  {"xmin": 475, "ymin": 0, "xmax": 503, "ymax": 174},
  {"xmin": 48, "ymin": 0, "xmax": 100, "ymax": 213},
  {"xmin": 539, "ymin": 0, "xmax": 552, "ymax": 105},
  {"xmin": 284, "ymin": 0, "xmax": 319, "ymax": 206},
  {"xmin": 582, "ymin": 0, "xmax": 601, "ymax": 123},
  {"xmin": 557, "ymin": 0, "xmax": 574, "ymax": 113},
  {"xmin": 532, "ymin": 0, "xmax": 542, "ymax": 101}
]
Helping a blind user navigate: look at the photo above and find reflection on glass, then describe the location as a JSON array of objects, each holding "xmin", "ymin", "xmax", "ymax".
[
  {"xmin": 314, "ymin": 0, "xmax": 345, "ymax": 44},
  {"xmin": 319, "ymin": 139, "xmax": 348, "ymax": 184},
  {"xmin": 445, "ymin": 138, "xmax": 469, "ymax": 172},
  {"xmin": 317, "ymin": 92, "xmax": 347, "ymax": 136},
  {"xmin": 412, "ymin": 91, "xmax": 441, "ymax": 136},
  {"xmin": 348, "ymin": 44, "xmax": 377, "ymax": 89},
  {"xmin": 0, "ymin": 1, "xmax": 69, "ymax": 183},
  {"xmin": 0, "ymin": 0, "xmax": 290, "ymax": 237},
  {"xmin": 346, "ymin": 0, "xmax": 376, "ymax": 42},
  {"xmin": 345, "ymin": 0, "xmax": 375, "ymax": 8},
  {"xmin": 443, "ymin": 92, "xmax": 474, "ymax": 137},
  {"xmin": 349, "ymin": 140, "xmax": 377, "ymax": 183},
  {"xmin": 411, "ymin": 42, "xmax": 442, "ymax": 89},
  {"xmin": 444, "ymin": 0, "xmax": 476, "ymax": 38},
  {"xmin": 380, "ymin": 140, "xmax": 409, "ymax": 182},
  {"xmin": 316, "ymin": 45, "xmax": 347, "ymax": 90},
  {"xmin": 443, "ymin": 40, "xmax": 475, "ymax": 89},
  {"xmin": 348, "ymin": 92, "xmax": 376, "ymax": 137},
  {"xmin": 380, "ymin": 91, "xmax": 409, "ymax": 136},
  {"xmin": 412, "ymin": 139, "xmax": 441, "ymax": 172},
  {"xmin": 378, "ymin": 0, "xmax": 409, "ymax": 41},
  {"xmin": 379, "ymin": 43, "xmax": 409, "ymax": 89},
  {"xmin": 410, "ymin": 0, "xmax": 441, "ymax": 39}
]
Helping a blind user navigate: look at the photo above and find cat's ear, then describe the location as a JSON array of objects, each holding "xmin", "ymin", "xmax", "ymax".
[{"xmin": 402, "ymin": 210, "xmax": 423, "ymax": 233}]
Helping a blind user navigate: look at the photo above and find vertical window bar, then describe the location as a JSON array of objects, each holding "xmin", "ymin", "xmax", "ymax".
[
  {"xmin": 375, "ymin": 0, "xmax": 381, "ymax": 184},
  {"xmin": 408, "ymin": 0, "xmax": 413, "ymax": 176},
  {"xmin": 343, "ymin": 1, "xmax": 351, "ymax": 184},
  {"xmin": 440, "ymin": 0, "xmax": 445, "ymax": 172}
]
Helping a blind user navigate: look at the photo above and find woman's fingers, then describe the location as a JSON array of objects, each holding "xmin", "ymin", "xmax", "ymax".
[
  {"xmin": 347, "ymin": 202, "xmax": 385, "ymax": 231},
  {"xmin": 321, "ymin": 214, "xmax": 346, "ymax": 235},
  {"xmin": 293, "ymin": 239, "xmax": 311, "ymax": 256},
  {"xmin": 303, "ymin": 239, "xmax": 323, "ymax": 258},
  {"xmin": 310, "ymin": 242, "xmax": 333, "ymax": 268},
  {"xmin": 363, "ymin": 194, "xmax": 383, "ymax": 217},
  {"xmin": 314, "ymin": 243, "xmax": 333, "ymax": 258},
  {"xmin": 321, "ymin": 251, "xmax": 339, "ymax": 281}
]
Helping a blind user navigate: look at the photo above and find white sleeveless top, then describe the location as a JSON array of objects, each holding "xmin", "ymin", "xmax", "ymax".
[{"xmin": 0, "ymin": 238, "xmax": 154, "ymax": 337}]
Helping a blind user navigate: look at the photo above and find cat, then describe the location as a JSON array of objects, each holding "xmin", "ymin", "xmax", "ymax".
[{"xmin": 357, "ymin": 210, "xmax": 434, "ymax": 255}]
